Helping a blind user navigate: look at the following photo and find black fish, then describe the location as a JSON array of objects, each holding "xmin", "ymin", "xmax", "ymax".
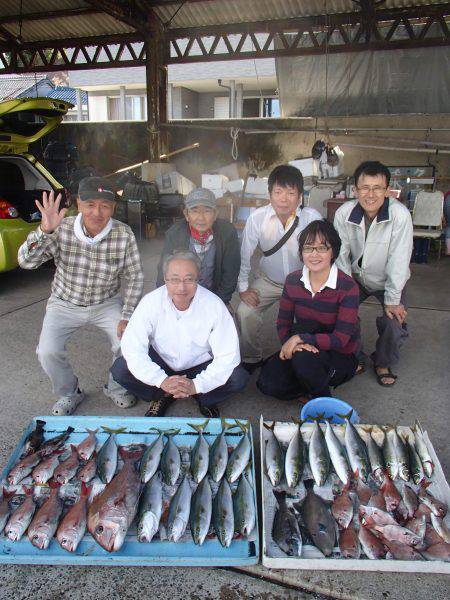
[
  {"xmin": 299, "ymin": 480, "xmax": 336, "ymax": 557},
  {"xmin": 39, "ymin": 426, "xmax": 74, "ymax": 457},
  {"xmin": 21, "ymin": 420, "xmax": 46, "ymax": 457},
  {"xmin": 272, "ymin": 490, "xmax": 302, "ymax": 557}
]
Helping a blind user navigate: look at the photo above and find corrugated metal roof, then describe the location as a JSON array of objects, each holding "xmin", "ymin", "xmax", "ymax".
[
  {"xmin": 0, "ymin": 74, "xmax": 48, "ymax": 99},
  {"xmin": 48, "ymin": 86, "xmax": 87, "ymax": 105}
]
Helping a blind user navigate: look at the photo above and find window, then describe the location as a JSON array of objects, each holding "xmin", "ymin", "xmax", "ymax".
[
  {"xmin": 263, "ymin": 98, "xmax": 280, "ymax": 118},
  {"xmin": 214, "ymin": 96, "xmax": 229, "ymax": 119},
  {"xmin": 107, "ymin": 95, "xmax": 147, "ymax": 121},
  {"xmin": 242, "ymin": 96, "xmax": 280, "ymax": 118}
]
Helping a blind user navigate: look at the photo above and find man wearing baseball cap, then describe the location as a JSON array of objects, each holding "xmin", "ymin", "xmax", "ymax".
[
  {"xmin": 156, "ymin": 187, "xmax": 240, "ymax": 308},
  {"xmin": 18, "ymin": 176, "xmax": 144, "ymax": 415}
]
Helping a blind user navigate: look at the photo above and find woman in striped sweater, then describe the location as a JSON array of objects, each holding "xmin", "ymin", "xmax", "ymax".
[{"xmin": 257, "ymin": 219, "xmax": 360, "ymax": 403}]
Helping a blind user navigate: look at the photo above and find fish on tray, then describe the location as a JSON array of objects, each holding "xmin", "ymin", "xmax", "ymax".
[
  {"xmin": 337, "ymin": 411, "xmax": 371, "ymax": 482},
  {"xmin": 21, "ymin": 420, "xmax": 46, "ymax": 458},
  {"xmin": 76, "ymin": 429, "xmax": 98, "ymax": 461},
  {"xmin": 189, "ymin": 419, "xmax": 210, "ymax": 484},
  {"xmin": 213, "ymin": 477, "xmax": 234, "ymax": 548},
  {"xmin": 56, "ymin": 481, "xmax": 91, "ymax": 552},
  {"xmin": 208, "ymin": 418, "xmax": 237, "ymax": 483},
  {"xmin": 4, "ymin": 486, "xmax": 36, "ymax": 542},
  {"xmin": 226, "ymin": 420, "xmax": 251, "ymax": 484},
  {"xmin": 28, "ymin": 484, "xmax": 64, "ymax": 550},
  {"xmin": 39, "ymin": 427, "xmax": 74, "ymax": 458},
  {"xmin": 96, "ymin": 426, "xmax": 126, "ymax": 484},
  {"xmin": 166, "ymin": 474, "xmax": 192, "ymax": 543},
  {"xmin": 298, "ymin": 480, "xmax": 336, "ymax": 557},
  {"xmin": 272, "ymin": 490, "xmax": 302, "ymax": 557},
  {"xmin": 140, "ymin": 428, "xmax": 166, "ymax": 484},
  {"xmin": 137, "ymin": 472, "xmax": 163, "ymax": 543},
  {"xmin": 190, "ymin": 476, "xmax": 212, "ymax": 546},
  {"xmin": 263, "ymin": 421, "xmax": 284, "ymax": 487},
  {"xmin": 285, "ymin": 418, "xmax": 306, "ymax": 489},
  {"xmin": 307, "ymin": 415, "xmax": 330, "ymax": 487},
  {"xmin": 233, "ymin": 470, "xmax": 256, "ymax": 538}
]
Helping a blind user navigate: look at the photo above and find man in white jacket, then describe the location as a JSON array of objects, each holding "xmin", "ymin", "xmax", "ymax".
[
  {"xmin": 111, "ymin": 251, "xmax": 249, "ymax": 417},
  {"xmin": 334, "ymin": 161, "xmax": 413, "ymax": 386}
]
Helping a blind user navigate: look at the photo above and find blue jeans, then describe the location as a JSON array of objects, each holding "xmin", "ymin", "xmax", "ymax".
[{"xmin": 111, "ymin": 347, "xmax": 249, "ymax": 407}]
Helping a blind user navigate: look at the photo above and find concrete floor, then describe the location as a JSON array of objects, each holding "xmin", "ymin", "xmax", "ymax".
[{"xmin": 0, "ymin": 239, "xmax": 449, "ymax": 600}]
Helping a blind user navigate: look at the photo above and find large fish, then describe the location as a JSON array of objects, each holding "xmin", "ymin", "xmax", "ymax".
[
  {"xmin": 372, "ymin": 523, "xmax": 422, "ymax": 546},
  {"xmin": 4, "ymin": 486, "xmax": 36, "ymax": 541},
  {"xmin": 0, "ymin": 488, "xmax": 14, "ymax": 533},
  {"xmin": 21, "ymin": 420, "xmax": 46, "ymax": 457},
  {"xmin": 285, "ymin": 418, "xmax": 306, "ymax": 489},
  {"xmin": 56, "ymin": 481, "xmax": 91, "ymax": 552},
  {"xmin": 402, "ymin": 434, "xmax": 425, "ymax": 485},
  {"xmin": 137, "ymin": 472, "xmax": 163, "ymax": 543},
  {"xmin": 160, "ymin": 430, "xmax": 181, "ymax": 486},
  {"xmin": 308, "ymin": 415, "xmax": 330, "ymax": 487},
  {"xmin": 39, "ymin": 427, "xmax": 74, "ymax": 458},
  {"xmin": 166, "ymin": 474, "xmax": 192, "ymax": 543},
  {"xmin": 263, "ymin": 421, "xmax": 284, "ymax": 487},
  {"xmin": 336, "ymin": 411, "xmax": 370, "ymax": 482},
  {"xmin": 300, "ymin": 480, "xmax": 336, "ymax": 557},
  {"xmin": 383, "ymin": 426, "xmax": 409, "ymax": 481},
  {"xmin": 77, "ymin": 453, "xmax": 97, "ymax": 483},
  {"xmin": 272, "ymin": 490, "xmax": 302, "ymax": 557},
  {"xmin": 418, "ymin": 481, "xmax": 447, "ymax": 518},
  {"xmin": 96, "ymin": 426, "xmax": 126, "ymax": 484},
  {"xmin": 331, "ymin": 481, "xmax": 353, "ymax": 530},
  {"xmin": 411, "ymin": 421, "xmax": 434, "ymax": 478},
  {"xmin": 358, "ymin": 520, "xmax": 386, "ymax": 559},
  {"xmin": 226, "ymin": 420, "xmax": 251, "ymax": 484},
  {"xmin": 189, "ymin": 420, "xmax": 210, "ymax": 484},
  {"xmin": 339, "ymin": 519, "xmax": 360, "ymax": 559},
  {"xmin": 76, "ymin": 429, "xmax": 98, "ymax": 461},
  {"xmin": 190, "ymin": 476, "xmax": 212, "ymax": 546},
  {"xmin": 362, "ymin": 427, "xmax": 384, "ymax": 482},
  {"xmin": 28, "ymin": 485, "xmax": 64, "ymax": 549},
  {"xmin": 53, "ymin": 445, "xmax": 80, "ymax": 485},
  {"xmin": 7, "ymin": 450, "xmax": 43, "ymax": 485},
  {"xmin": 233, "ymin": 471, "xmax": 255, "ymax": 537},
  {"xmin": 324, "ymin": 419, "xmax": 350, "ymax": 485},
  {"xmin": 87, "ymin": 446, "xmax": 142, "ymax": 552},
  {"xmin": 31, "ymin": 448, "xmax": 65, "ymax": 485},
  {"xmin": 140, "ymin": 429, "xmax": 166, "ymax": 484},
  {"xmin": 208, "ymin": 418, "xmax": 236, "ymax": 483},
  {"xmin": 213, "ymin": 477, "xmax": 234, "ymax": 548}
]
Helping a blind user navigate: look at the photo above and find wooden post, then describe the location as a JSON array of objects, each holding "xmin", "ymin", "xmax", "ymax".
[{"xmin": 145, "ymin": 31, "xmax": 168, "ymax": 162}]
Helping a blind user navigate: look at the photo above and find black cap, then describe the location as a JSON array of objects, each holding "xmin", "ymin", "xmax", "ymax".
[{"xmin": 78, "ymin": 176, "xmax": 116, "ymax": 202}]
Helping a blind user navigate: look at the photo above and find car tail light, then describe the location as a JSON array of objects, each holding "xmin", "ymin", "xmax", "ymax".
[{"xmin": 0, "ymin": 199, "xmax": 19, "ymax": 219}]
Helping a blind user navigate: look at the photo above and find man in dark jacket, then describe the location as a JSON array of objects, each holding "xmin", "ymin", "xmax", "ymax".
[{"xmin": 156, "ymin": 188, "xmax": 240, "ymax": 307}]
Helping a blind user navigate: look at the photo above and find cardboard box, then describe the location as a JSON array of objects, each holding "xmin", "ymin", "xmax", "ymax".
[
  {"xmin": 156, "ymin": 171, "xmax": 195, "ymax": 196},
  {"xmin": 202, "ymin": 174, "xmax": 229, "ymax": 189},
  {"xmin": 246, "ymin": 177, "xmax": 269, "ymax": 197},
  {"xmin": 225, "ymin": 179, "xmax": 245, "ymax": 193},
  {"xmin": 289, "ymin": 158, "xmax": 319, "ymax": 178}
]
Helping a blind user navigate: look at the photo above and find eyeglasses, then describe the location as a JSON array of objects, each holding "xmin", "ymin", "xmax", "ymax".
[
  {"xmin": 356, "ymin": 186, "xmax": 387, "ymax": 196},
  {"xmin": 165, "ymin": 277, "xmax": 198, "ymax": 286},
  {"xmin": 302, "ymin": 244, "xmax": 331, "ymax": 254}
]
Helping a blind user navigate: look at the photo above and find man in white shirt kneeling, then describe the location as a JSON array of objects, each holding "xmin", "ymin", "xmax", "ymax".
[{"xmin": 111, "ymin": 251, "xmax": 249, "ymax": 417}]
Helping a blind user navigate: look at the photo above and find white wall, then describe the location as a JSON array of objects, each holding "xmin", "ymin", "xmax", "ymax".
[{"xmin": 88, "ymin": 96, "xmax": 108, "ymax": 121}]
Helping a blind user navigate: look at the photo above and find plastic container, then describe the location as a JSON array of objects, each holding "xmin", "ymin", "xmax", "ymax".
[{"xmin": 300, "ymin": 397, "xmax": 360, "ymax": 424}]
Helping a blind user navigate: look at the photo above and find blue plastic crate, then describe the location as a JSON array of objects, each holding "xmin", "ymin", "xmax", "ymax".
[{"xmin": 0, "ymin": 416, "xmax": 259, "ymax": 566}]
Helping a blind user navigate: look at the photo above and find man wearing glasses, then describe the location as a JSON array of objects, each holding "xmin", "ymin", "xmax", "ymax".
[
  {"xmin": 110, "ymin": 251, "xmax": 249, "ymax": 417},
  {"xmin": 334, "ymin": 161, "xmax": 413, "ymax": 387}
]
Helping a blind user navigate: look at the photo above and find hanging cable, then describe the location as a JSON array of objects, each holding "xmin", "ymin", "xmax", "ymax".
[{"xmin": 230, "ymin": 127, "xmax": 240, "ymax": 160}]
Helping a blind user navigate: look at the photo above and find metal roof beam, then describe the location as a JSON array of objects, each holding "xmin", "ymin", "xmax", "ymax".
[{"xmin": 84, "ymin": 0, "xmax": 163, "ymax": 32}]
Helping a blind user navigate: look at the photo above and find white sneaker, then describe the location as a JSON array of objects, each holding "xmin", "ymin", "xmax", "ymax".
[
  {"xmin": 103, "ymin": 385, "xmax": 137, "ymax": 409},
  {"xmin": 52, "ymin": 388, "xmax": 85, "ymax": 416}
]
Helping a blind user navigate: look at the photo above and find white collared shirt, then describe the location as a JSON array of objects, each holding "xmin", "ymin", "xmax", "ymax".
[
  {"xmin": 300, "ymin": 263, "xmax": 338, "ymax": 297},
  {"xmin": 74, "ymin": 213, "xmax": 112, "ymax": 245},
  {"xmin": 120, "ymin": 284, "xmax": 241, "ymax": 394},
  {"xmin": 238, "ymin": 204, "xmax": 322, "ymax": 291}
]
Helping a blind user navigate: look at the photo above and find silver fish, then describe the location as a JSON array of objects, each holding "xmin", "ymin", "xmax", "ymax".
[
  {"xmin": 189, "ymin": 420, "xmax": 210, "ymax": 484},
  {"xmin": 0, "ymin": 488, "xmax": 15, "ymax": 533},
  {"xmin": 53, "ymin": 445, "xmax": 80, "ymax": 485},
  {"xmin": 56, "ymin": 481, "xmax": 91, "ymax": 552},
  {"xmin": 402, "ymin": 433, "xmax": 425, "ymax": 485},
  {"xmin": 308, "ymin": 415, "xmax": 330, "ymax": 487},
  {"xmin": 137, "ymin": 472, "xmax": 163, "ymax": 543},
  {"xmin": 384, "ymin": 426, "xmax": 409, "ymax": 481},
  {"xmin": 324, "ymin": 419, "xmax": 350, "ymax": 485},
  {"xmin": 4, "ymin": 486, "xmax": 36, "ymax": 541},
  {"xmin": 233, "ymin": 471, "xmax": 255, "ymax": 537},
  {"xmin": 272, "ymin": 490, "xmax": 302, "ymax": 557},
  {"xmin": 96, "ymin": 426, "xmax": 126, "ymax": 484},
  {"xmin": 160, "ymin": 430, "xmax": 181, "ymax": 486},
  {"xmin": 263, "ymin": 421, "xmax": 284, "ymax": 487},
  {"xmin": 213, "ymin": 477, "xmax": 234, "ymax": 548},
  {"xmin": 337, "ymin": 410, "xmax": 370, "ymax": 482},
  {"xmin": 190, "ymin": 477, "xmax": 212, "ymax": 546},
  {"xmin": 166, "ymin": 474, "xmax": 192, "ymax": 542},
  {"xmin": 140, "ymin": 429, "xmax": 165, "ymax": 484},
  {"xmin": 77, "ymin": 453, "xmax": 97, "ymax": 483},
  {"xmin": 226, "ymin": 420, "xmax": 251, "ymax": 484},
  {"xmin": 76, "ymin": 429, "xmax": 98, "ymax": 461},
  {"xmin": 88, "ymin": 446, "xmax": 142, "ymax": 552},
  {"xmin": 418, "ymin": 481, "xmax": 447, "ymax": 517},
  {"xmin": 362, "ymin": 426, "xmax": 384, "ymax": 481},
  {"xmin": 411, "ymin": 421, "xmax": 434, "ymax": 478},
  {"xmin": 285, "ymin": 418, "xmax": 306, "ymax": 489},
  {"xmin": 208, "ymin": 418, "xmax": 236, "ymax": 483},
  {"xmin": 32, "ymin": 448, "xmax": 65, "ymax": 485},
  {"xmin": 28, "ymin": 486, "xmax": 63, "ymax": 549},
  {"xmin": 300, "ymin": 481, "xmax": 336, "ymax": 557}
]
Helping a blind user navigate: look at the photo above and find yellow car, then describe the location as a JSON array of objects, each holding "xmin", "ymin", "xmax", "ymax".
[{"xmin": 0, "ymin": 97, "xmax": 72, "ymax": 272}]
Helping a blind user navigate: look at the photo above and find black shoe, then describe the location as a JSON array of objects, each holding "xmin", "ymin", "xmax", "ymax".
[
  {"xmin": 144, "ymin": 395, "xmax": 174, "ymax": 417},
  {"xmin": 198, "ymin": 403, "xmax": 220, "ymax": 419},
  {"xmin": 242, "ymin": 360, "xmax": 263, "ymax": 374}
]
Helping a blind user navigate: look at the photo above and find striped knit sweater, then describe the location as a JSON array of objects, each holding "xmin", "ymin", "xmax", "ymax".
[{"xmin": 277, "ymin": 268, "xmax": 360, "ymax": 355}]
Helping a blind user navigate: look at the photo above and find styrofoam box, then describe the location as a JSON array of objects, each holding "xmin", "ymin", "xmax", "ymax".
[
  {"xmin": 202, "ymin": 174, "xmax": 229, "ymax": 189},
  {"xmin": 260, "ymin": 416, "xmax": 450, "ymax": 573},
  {"xmin": 289, "ymin": 158, "xmax": 319, "ymax": 178},
  {"xmin": 208, "ymin": 188, "xmax": 224, "ymax": 199},
  {"xmin": 0, "ymin": 416, "xmax": 259, "ymax": 567},
  {"xmin": 246, "ymin": 177, "xmax": 269, "ymax": 197},
  {"xmin": 225, "ymin": 179, "xmax": 245, "ymax": 193},
  {"xmin": 156, "ymin": 172, "xmax": 195, "ymax": 195}
]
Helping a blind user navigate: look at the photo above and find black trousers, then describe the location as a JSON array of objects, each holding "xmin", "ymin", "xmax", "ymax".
[
  {"xmin": 256, "ymin": 349, "xmax": 358, "ymax": 400},
  {"xmin": 111, "ymin": 346, "xmax": 249, "ymax": 407}
]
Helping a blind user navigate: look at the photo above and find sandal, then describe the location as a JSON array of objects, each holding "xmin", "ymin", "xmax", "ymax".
[
  {"xmin": 52, "ymin": 388, "xmax": 85, "ymax": 416},
  {"xmin": 356, "ymin": 362, "xmax": 365, "ymax": 375},
  {"xmin": 103, "ymin": 385, "xmax": 137, "ymax": 408},
  {"xmin": 374, "ymin": 366, "xmax": 397, "ymax": 387}
]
